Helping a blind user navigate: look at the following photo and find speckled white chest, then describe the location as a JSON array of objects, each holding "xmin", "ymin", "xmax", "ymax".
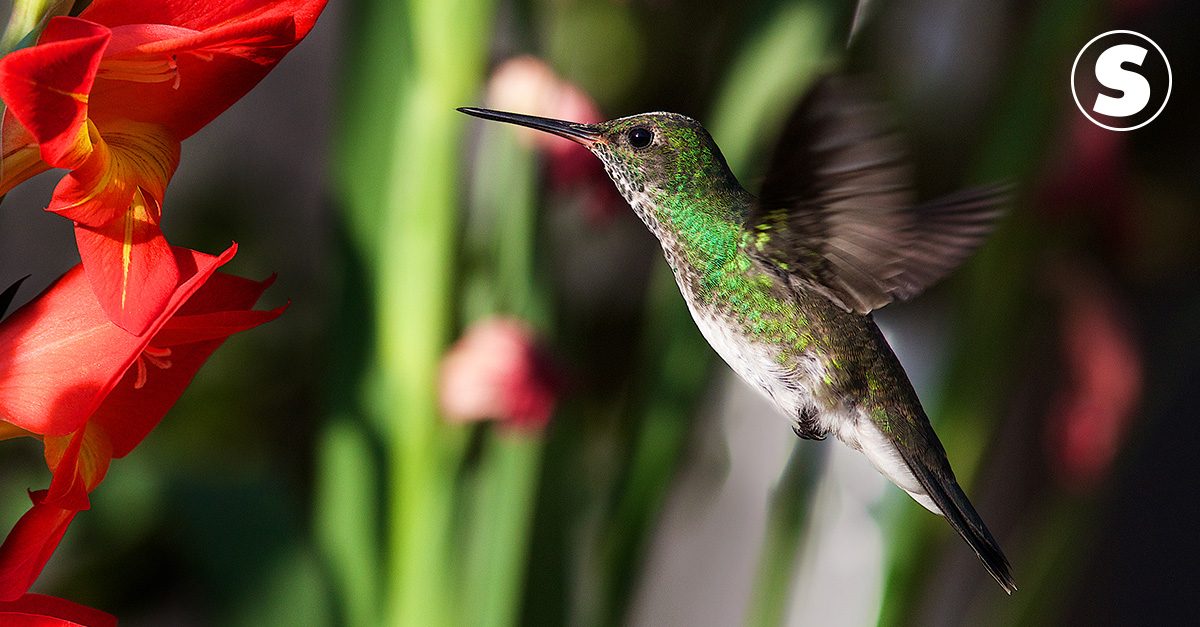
[{"xmin": 672, "ymin": 263, "xmax": 938, "ymax": 514}]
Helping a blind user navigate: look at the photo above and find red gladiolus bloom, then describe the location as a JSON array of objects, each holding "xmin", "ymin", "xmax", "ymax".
[
  {"xmin": 0, "ymin": 593, "xmax": 116, "ymax": 627},
  {"xmin": 0, "ymin": 244, "xmax": 285, "ymax": 599},
  {"xmin": 0, "ymin": 0, "xmax": 325, "ymax": 334}
]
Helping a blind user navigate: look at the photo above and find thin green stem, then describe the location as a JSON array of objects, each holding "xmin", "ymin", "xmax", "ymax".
[
  {"xmin": 370, "ymin": 1, "xmax": 495, "ymax": 625},
  {"xmin": 462, "ymin": 434, "xmax": 545, "ymax": 627},
  {"xmin": 745, "ymin": 443, "xmax": 825, "ymax": 627}
]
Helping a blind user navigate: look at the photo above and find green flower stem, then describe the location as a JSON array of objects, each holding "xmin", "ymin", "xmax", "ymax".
[
  {"xmin": 341, "ymin": 0, "xmax": 494, "ymax": 624},
  {"xmin": 0, "ymin": 0, "xmax": 71, "ymax": 56},
  {"xmin": 315, "ymin": 417, "xmax": 382, "ymax": 627},
  {"xmin": 706, "ymin": 0, "xmax": 833, "ymax": 182},
  {"xmin": 745, "ymin": 443, "xmax": 825, "ymax": 627},
  {"xmin": 462, "ymin": 433, "xmax": 545, "ymax": 627},
  {"xmin": 378, "ymin": 82, "xmax": 468, "ymax": 627},
  {"xmin": 457, "ymin": 122, "xmax": 548, "ymax": 627}
]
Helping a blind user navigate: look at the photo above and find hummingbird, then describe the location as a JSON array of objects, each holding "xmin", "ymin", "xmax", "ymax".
[{"xmin": 459, "ymin": 75, "xmax": 1015, "ymax": 592}]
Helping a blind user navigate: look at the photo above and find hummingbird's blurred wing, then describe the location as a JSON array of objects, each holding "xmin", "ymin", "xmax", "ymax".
[{"xmin": 744, "ymin": 75, "xmax": 1005, "ymax": 314}]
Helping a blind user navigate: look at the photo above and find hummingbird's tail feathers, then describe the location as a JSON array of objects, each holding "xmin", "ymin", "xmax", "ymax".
[{"xmin": 899, "ymin": 448, "xmax": 1018, "ymax": 594}]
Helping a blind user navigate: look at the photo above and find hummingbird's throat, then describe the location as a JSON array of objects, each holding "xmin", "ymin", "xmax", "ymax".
[{"xmin": 593, "ymin": 150, "xmax": 664, "ymax": 237}]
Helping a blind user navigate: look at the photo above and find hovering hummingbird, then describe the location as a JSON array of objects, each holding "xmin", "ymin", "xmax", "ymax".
[{"xmin": 459, "ymin": 75, "xmax": 1015, "ymax": 592}]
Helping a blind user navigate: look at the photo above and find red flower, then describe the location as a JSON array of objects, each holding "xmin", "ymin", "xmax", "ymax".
[
  {"xmin": 0, "ymin": 244, "xmax": 285, "ymax": 599},
  {"xmin": 439, "ymin": 317, "xmax": 564, "ymax": 431},
  {"xmin": 0, "ymin": 593, "xmax": 116, "ymax": 627},
  {"xmin": 0, "ymin": 0, "xmax": 325, "ymax": 334}
]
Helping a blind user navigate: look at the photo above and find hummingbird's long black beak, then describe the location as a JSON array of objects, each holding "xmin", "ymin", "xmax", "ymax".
[{"xmin": 457, "ymin": 107, "xmax": 601, "ymax": 146}]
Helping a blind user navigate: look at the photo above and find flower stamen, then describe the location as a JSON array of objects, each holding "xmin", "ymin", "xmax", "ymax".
[
  {"xmin": 132, "ymin": 345, "xmax": 173, "ymax": 389},
  {"xmin": 96, "ymin": 55, "xmax": 178, "ymax": 86}
]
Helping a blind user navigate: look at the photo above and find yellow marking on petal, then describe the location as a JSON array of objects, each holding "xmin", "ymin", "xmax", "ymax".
[
  {"xmin": 4, "ymin": 74, "xmax": 90, "ymax": 102},
  {"xmin": 119, "ymin": 188, "xmax": 151, "ymax": 309},
  {"xmin": 47, "ymin": 86, "xmax": 89, "ymax": 103},
  {"xmin": 0, "ymin": 421, "xmax": 36, "ymax": 442}
]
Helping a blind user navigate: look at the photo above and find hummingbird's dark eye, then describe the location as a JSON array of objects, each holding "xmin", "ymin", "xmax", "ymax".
[{"xmin": 627, "ymin": 127, "xmax": 653, "ymax": 148}]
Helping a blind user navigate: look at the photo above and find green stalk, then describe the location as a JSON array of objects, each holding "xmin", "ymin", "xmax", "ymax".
[
  {"xmin": 462, "ymin": 434, "xmax": 545, "ymax": 627},
  {"xmin": 364, "ymin": 1, "xmax": 495, "ymax": 625},
  {"xmin": 315, "ymin": 417, "xmax": 382, "ymax": 627},
  {"xmin": 0, "ymin": 0, "xmax": 72, "ymax": 56},
  {"xmin": 744, "ymin": 444, "xmax": 825, "ymax": 627},
  {"xmin": 324, "ymin": 0, "xmax": 409, "ymax": 623},
  {"xmin": 331, "ymin": 0, "xmax": 494, "ymax": 625},
  {"xmin": 706, "ymin": 0, "xmax": 833, "ymax": 182},
  {"xmin": 379, "ymin": 95, "xmax": 468, "ymax": 627},
  {"xmin": 377, "ymin": 83, "xmax": 463, "ymax": 627},
  {"xmin": 457, "ymin": 122, "xmax": 549, "ymax": 627}
]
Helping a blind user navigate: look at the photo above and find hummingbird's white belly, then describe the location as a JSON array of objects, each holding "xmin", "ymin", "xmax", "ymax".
[
  {"xmin": 682, "ymin": 295, "xmax": 940, "ymax": 514},
  {"xmin": 682, "ymin": 295, "xmax": 826, "ymax": 426}
]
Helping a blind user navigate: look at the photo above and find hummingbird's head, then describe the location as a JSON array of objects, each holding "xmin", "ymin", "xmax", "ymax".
[{"xmin": 458, "ymin": 107, "xmax": 747, "ymax": 227}]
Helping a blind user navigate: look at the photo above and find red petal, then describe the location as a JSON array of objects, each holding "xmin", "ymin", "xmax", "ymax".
[
  {"xmin": 43, "ymin": 425, "xmax": 112, "ymax": 511},
  {"xmin": 0, "ymin": 493, "xmax": 78, "ymax": 602},
  {"xmin": 80, "ymin": 0, "xmax": 325, "ymax": 35},
  {"xmin": 0, "ymin": 245, "xmax": 237, "ymax": 436},
  {"xmin": 95, "ymin": 301, "xmax": 283, "ymax": 457},
  {"xmin": 0, "ymin": 266, "xmax": 140, "ymax": 436},
  {"xmin": 154, "ymin": 305, "xmax": 285, "ymax": 347},
  {"xmin": 73, "ymin": 189, "xmax": 180, "ymax": 334},
  {"xmin": 0, "ymin": 18, "xmax": 110, "ymax": 169},
  {"xmin": 80, "ymin": 0, "xmax": 327, "ymax": 140},
  {"xmin": 0, "ymin": 594, "xmax": 116, "ymax": 627},
  {"xmin": 176, "ymin": 272, "xmax": 276, "ymax": 315}
]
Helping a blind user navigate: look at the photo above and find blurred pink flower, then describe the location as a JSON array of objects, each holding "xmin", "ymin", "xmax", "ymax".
[
  {"xmin": 485, "ymin": 55, "xmax": 624, "ymax": 223},
  {"xmin": 1044, "ymin": 260, "xmax": 1143, "ymax": 493},
  {"xmin": 439, "ymin": 317, "xmax": 563, "ymax": 431}
]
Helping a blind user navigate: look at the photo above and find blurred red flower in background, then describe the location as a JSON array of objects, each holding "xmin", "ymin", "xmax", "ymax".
[
  {"xmin": 439, "ymin": 317, "xmax": 564, "ymax": 431},
  {"xmin": 1044, "ymin": 260, "xmax": 1143, "ymax": 493},
  {"xmin": 0, "ymin": 244, "xmax": 285, "ymax": 600},
  {"xmin": 0, "ymin": 0, "xmax": 326, "ymax": 334}
]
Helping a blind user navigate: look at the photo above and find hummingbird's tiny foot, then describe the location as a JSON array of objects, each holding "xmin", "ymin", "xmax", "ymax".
[{"xmin": 792, "ymin": 407, "xmax": 826, "ymax": 440}]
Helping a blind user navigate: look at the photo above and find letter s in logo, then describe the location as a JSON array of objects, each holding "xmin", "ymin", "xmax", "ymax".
[
  {"xmin": 1092, "ymin": 44, "xmax": 1150, "ymax": 118},
  {"xmin": 1072, "ymin": 30, "xmax": 1171, "ymax": 131}
]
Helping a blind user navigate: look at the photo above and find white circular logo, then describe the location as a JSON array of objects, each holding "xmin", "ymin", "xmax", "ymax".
[{"xmin": 1071, "ymin": 30, "xmax": 1171, "ymax": 131}]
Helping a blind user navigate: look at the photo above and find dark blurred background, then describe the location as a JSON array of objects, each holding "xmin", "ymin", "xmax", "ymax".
[{"xmin": 1, "ymin": 0, "xmax": 1198, "ymax": 625}]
